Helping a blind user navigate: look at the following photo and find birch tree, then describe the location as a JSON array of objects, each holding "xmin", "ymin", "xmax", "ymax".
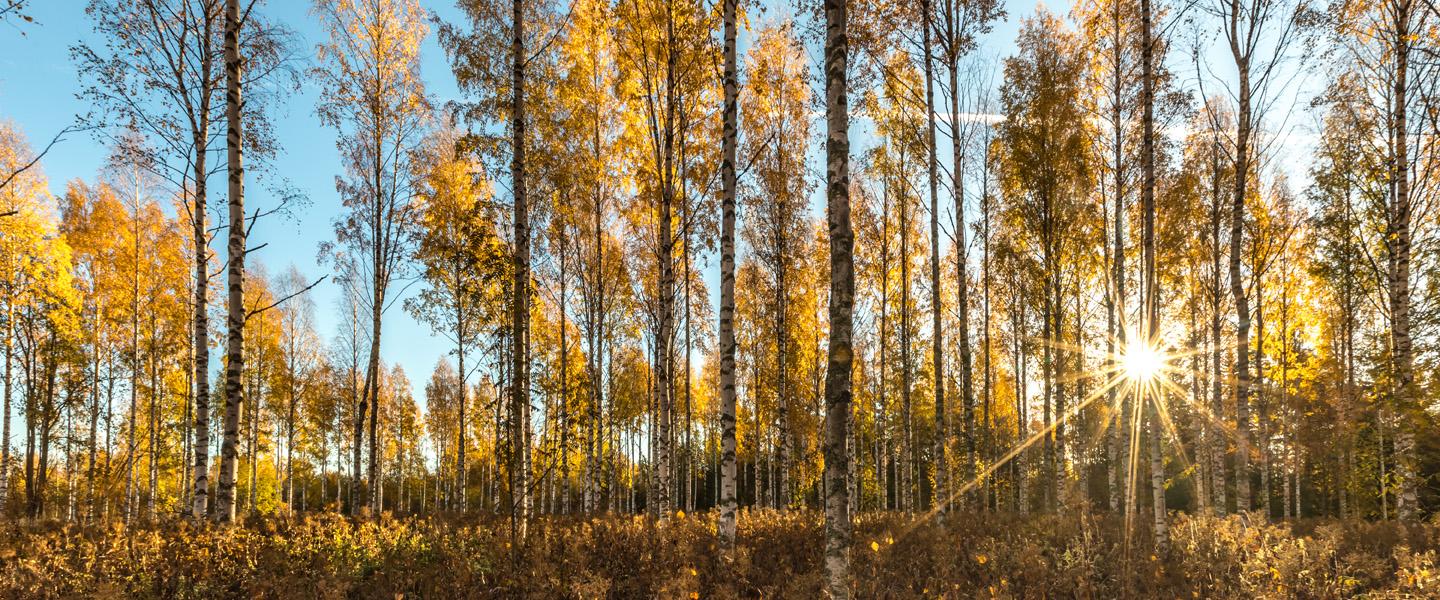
[
  {"xmin": 313, "ymin": 0, "xmax": 429, "ymax": 515},
  {"xmin": 717, "ymin": 0, "xmax": 740, "ymax": 548},
  {"xmin": 822, "ymin": 0, "xmax": 854, "ymax": 593}
]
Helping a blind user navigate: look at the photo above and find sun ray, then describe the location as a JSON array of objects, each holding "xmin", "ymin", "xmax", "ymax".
[
  {"xmin": 891, "ymin": 372, "xmax": 1127, "ymax": 539},
  {"xmin": 891, "ymin": 323, "xmax": 1217, "ymax": 551}
]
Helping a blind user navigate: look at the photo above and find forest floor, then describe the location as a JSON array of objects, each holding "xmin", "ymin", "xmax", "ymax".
[{"xmin": 0, "ymin": 509, "xmax": 1435, "ymax": 598}]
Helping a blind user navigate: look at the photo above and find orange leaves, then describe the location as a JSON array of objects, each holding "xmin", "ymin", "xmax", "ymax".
[{"xmin": 0, "ymin": 512, "xmax": 1436, "ymax": 597}]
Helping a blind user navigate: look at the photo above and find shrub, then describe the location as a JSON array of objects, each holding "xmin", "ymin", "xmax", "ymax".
[{"xmin": 0, "ymin": 510, "xmax": 1434, "ymax": 598}]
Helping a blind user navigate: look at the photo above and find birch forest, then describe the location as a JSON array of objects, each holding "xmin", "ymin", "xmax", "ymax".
[{"xmin": 2, "ymin": 0, "xmax": 1440, "ymax": 596}]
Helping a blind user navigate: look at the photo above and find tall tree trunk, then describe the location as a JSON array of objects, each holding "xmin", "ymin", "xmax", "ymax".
[
  {"xmin": 126, "ymin": 193, "xmax": 141, "ymax": 523},
  {"xmin": 1041, "ymin": 260, "xmax": 1053, "ymax": 513},
  {"xmin": 647, "ymin": 1, "xmax": 679, "ymax": 521},
  {"xmin": 1208, "ymin": 138, "xmax": 1227, "ymax": 514},
  {"xmin": 821, "ymin": 0, "xmax": 853, "ymax": 592},
  {"xmin": 1255, "ymin": 288, "xmax": 1268, "ymax": 517},
  {"xmin": 899, "ymin": 143, "xmax": 913, "ymax": 513},
  {"xmin": 776, "ymin": 236, "xmax": 791, "ymax": 508},
  {"xmin": 1340, "ymin": 186, "xmax": 1357, "ymax": 518},
  {"xmin": 1, "ymin": 303, "xmax": 10, "ymax": 508},
  {"xmin": 878, "ymin": 172, "xmax": 891, "ymax": 511},
  {"xmin": 585, "ymin": 124, "xmax": 605, "ymax": 513},
  {"xmin": 366, "ymin": 294, "xmax": 382, "ymax": 513},
  {"xmin": 509, "ymin": 0, "xmax": 532, "ymax": 539},
  {"xmin": 1388, "ymin": 2, "xmax": 1418, "ymax": 522},
  {"xmin": 1106, "ymin": 0, "xmax": 1127, "ymax": 514},
  {"xmin": 981, "ymin": 153, "xmax": 993, "ymax": 510},
  {"xmin": 717, "ymin": 0, "xmax": 739, "ymax": 548},
  {"xmin": 247, "ymin": 365, "xmax": 259, "ymax": 515},
  {"xmin": 1014, "ymin": 293, "xmax": 1027, "ymax": 512},
  {"xmin": 1141, "ymin": 0, "xmax": 1165, "ymax": 549},
  {"xmin": 286, "ymin": 348, "xmax": 297, "ymax": 511},
  {"xmin": 457, "ymin": 338, "xmax": 467, "ymax": 512},
  {"xmin": 215, "ymin": 0, "xmax": 247, "ymax": 524},
  {"xmin": 352, "ymin": 347, "xmax": 371, "ymax": 513},
  {"xmin": 87, "ymin": 304, "xmax": 101, "ymax": 522},
  {"xmin": 1280, "ymin": 276, "xmax": 1291, "ymax": 520},
  {"xmin": 1140, "ymin": 0, "xmax": 1163, "ymax": 549},
  {"xmin": 946, "ymin": 16, "xmax": 974, "ymax": 509},
  {"xmin": 1227, "ymin": 0, "xmax": 1254, "ymax": 514},
  {"xmin": 921, "ymin": 0, "xmax": 947, "ymax": 518},
  {"xmin": 180, "ymin": 327, "xmax": 192, "ymax": 516},
  {"xmin": 65, "ymin": 387, "xmax": 75, "ymax": 521},
  {"xmin": 147, "ymin": 327, "xmax": 158, "ymax": 520},
  {"xmin": 32, "ymin": 355, "xmax": 57, "ymax": 518},
  {"xmin": 22, "ymin": 356, "xmax": 34, "ymax": 518},
  {"xmin": 190, "ymin": 95, "xmax": 213, "ymax": 520},
  {"xmin": 560, "ymin": 230, "xmax": 571, "ymax": 514},
  {"xmin": 682, "ymin": 199, "xmax": 694, "ymax": 514},
  {"xmin": 1052, "ymin": 273, "xmax": 1065, "ymax": 511}
]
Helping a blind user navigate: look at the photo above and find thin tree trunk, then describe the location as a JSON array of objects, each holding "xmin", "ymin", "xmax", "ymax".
[
  {"xmin": 776, "ymin": 221, "xmax": 791, "ymax": 509},
  {"xmin": 1388, "ymin": 1, "xmax": 1418, "ymax": 522},
  {"xmin": 945, "ymin": 14, "xmax": 975, "ymax": 510},
  {"xmin": 32, "ymin": 354, "xmax": 57, "ymax": 518},
  {"xmin": 1227, "ymin": 0, "xmax": 1254, "ymax": 514},
  {"xmin": 899, "ymin": 142, "xmax": 913, "ymax": 514},
  {"xmin": 88, "ymin": 302, "xmax": 101, "ymax": 521},
  {"xmin": 981, "ymin": 151, "xmax": 993, "ymax": 510},
  {"xmin": 1208, "ymin": 136, "xmax": 1227, "ymax": 515},
  {"xmin": 1141, "ymin": 0, "xmax": 1166, "ymax": 549},
  {"xmin": 878, "ymin": 167, "xmax": 891, "ymax": 511},
  {"xmin": 1340, "ymin": 186, "xmax": 1357, "ymax": 519},
  {"xmin": 1106, "ymin": 0, "xmax": 1127, "ymax": 514},
  {"xmin": 560, "ymin": 229, "xmax": 571, "ymax": 515},
  {"xmin": 147, "ymin": 325, "xmax": 159, "ymax": 520},
  {"xmin": 1, "ymin": 303, "xmax": 10, "ymax": 508},
  {"xmin": 215, "ymin": 0, "xmax": 247, "ymax": 524},
  {"xmin": 717, "ymin": 0, "xmax": 739, "ymax": 548},
  {"xmin": 125, "ymin": 184, "xmax": 141, "ymax": 523},
  {"xmin": 921, "ymin": 0, "xmax": 946, "ymax": 519},
  {"xmin": 190, "ymin": 94, "xmax": 213, "ymax": 520},
  {"xmin": 456, "ymin": 338, "xmax": 467, "ymax": 512},
  {"xmin": 509, "ymin": 0, "xmax": 532, "ymax": 539},
  {"xmin": 1014, "ymin": 291, "xmax": 1027, "ymax": 512},
  {"xmin": 821, "ymin": 0, "xmax": 853, "ymax": 591},
  {"xmin": 286, "ymin": 348, "xmax": 297, "ymax": 511},
  {"xmin": 366, "ymin": 303, "xmax": 382, "ymax": 513},
  {"xmin": 1256, "ymin": 288, "xmax": 1268, "ymax": 518}
]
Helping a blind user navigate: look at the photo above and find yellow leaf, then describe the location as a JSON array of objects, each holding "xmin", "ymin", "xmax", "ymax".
[
  {"xmin": 976, "ymin": 554, "xmax": 988, "ymax": 565},
  {"xmin": 870, "ymin": 541, "xmax": 880, "ymax": 552}
]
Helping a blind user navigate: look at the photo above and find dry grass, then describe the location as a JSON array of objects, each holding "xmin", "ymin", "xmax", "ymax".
[{"xmin": 0, "ymin": 510, "xmax": 1435, "ymax": 598}]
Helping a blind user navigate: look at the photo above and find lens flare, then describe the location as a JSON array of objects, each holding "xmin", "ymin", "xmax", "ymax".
[{"xmin": 1122, "ymin": 342, "xmax": 1164, "ymax": 384}]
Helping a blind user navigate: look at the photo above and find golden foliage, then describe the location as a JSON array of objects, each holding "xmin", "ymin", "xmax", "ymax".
[{"xmin": 1, "ymin": 511, "xmax": 1436, "ymax": 598}]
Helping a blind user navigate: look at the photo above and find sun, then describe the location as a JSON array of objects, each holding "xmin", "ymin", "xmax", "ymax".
[{"xmin": 1122, "ymin": 341, "xmax": 1165, "ymax": 384}]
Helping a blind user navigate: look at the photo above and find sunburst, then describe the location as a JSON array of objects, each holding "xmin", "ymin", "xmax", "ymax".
[
  {"xmin": 1122, "ymin": 339, "xmax": 1165, "ymax": 386},
  {"xmin": 888, "ymin": 303, "xmax": 1259, "ymax": 558}
]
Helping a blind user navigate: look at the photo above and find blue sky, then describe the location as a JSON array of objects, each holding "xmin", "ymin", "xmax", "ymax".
[
  {"xmin": 0, "ymin": 0, "xmax": 472, "ymax": 405},
  {"xmin": 0, "ymin": 0, "xmax": 1315, "ymax": 410}
]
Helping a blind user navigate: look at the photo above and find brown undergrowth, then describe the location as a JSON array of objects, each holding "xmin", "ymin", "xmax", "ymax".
[{"xmin": 0, "ymin": 510, "xmax": 1435, "ymax": 598}]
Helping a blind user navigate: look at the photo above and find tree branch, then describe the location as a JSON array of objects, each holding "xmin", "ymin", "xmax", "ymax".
[{"xmin": 246, "ymin": 275, "xmax": 328, "ymax": 320}]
